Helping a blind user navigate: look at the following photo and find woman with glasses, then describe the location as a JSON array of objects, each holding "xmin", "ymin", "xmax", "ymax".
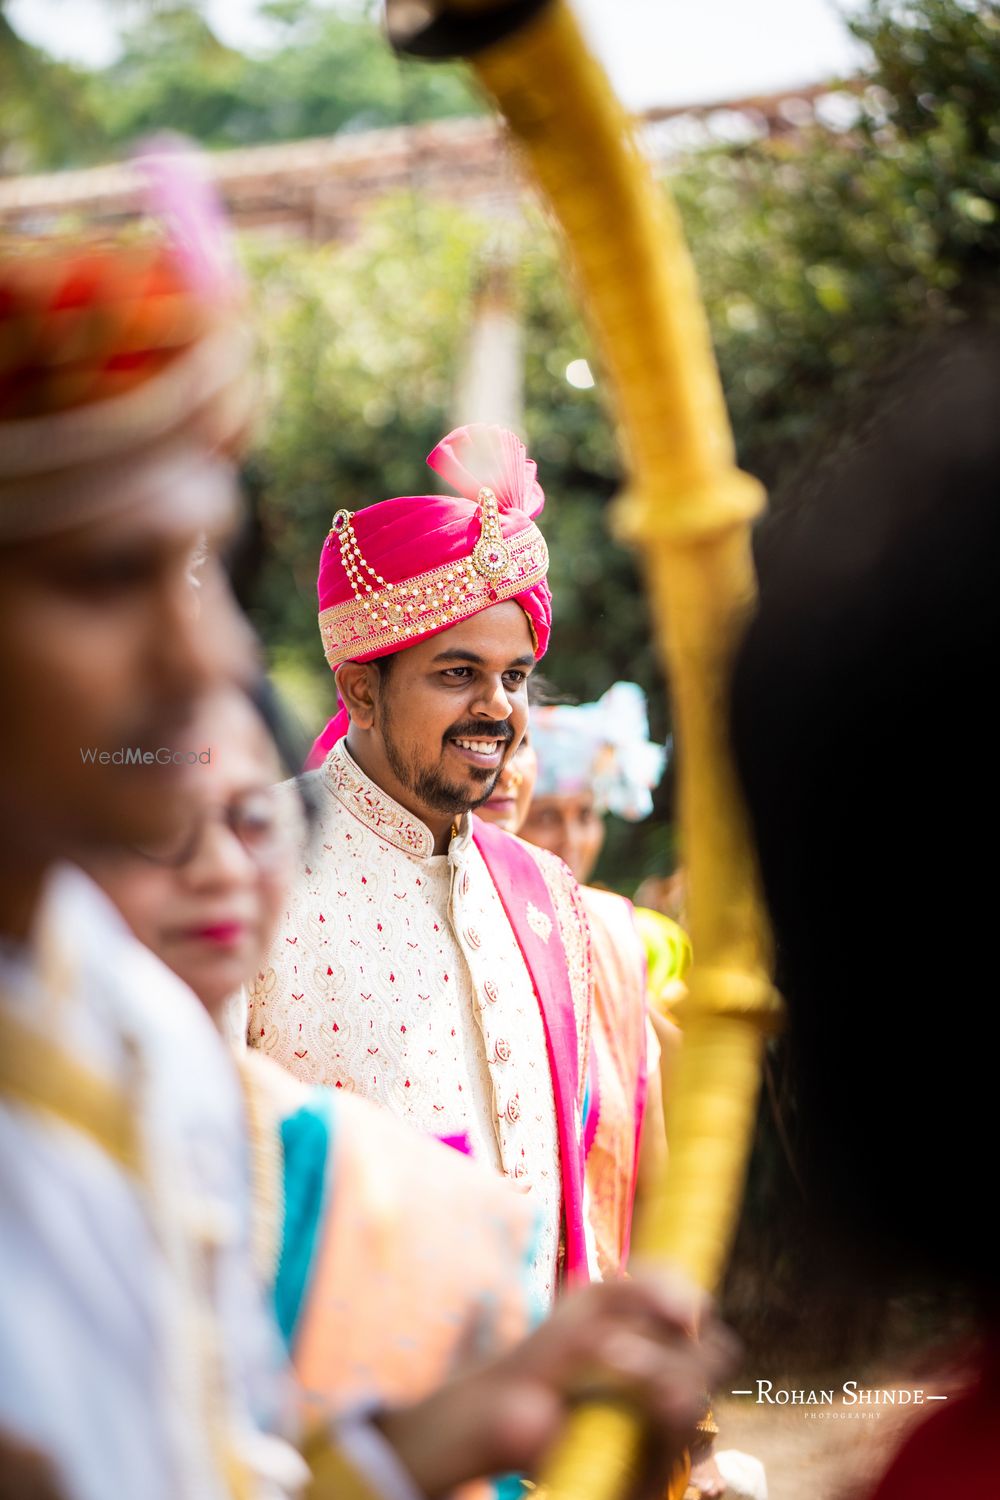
[{"xmin": 120, "ymin": 689, "xmax": 303, "ymax": 1022}]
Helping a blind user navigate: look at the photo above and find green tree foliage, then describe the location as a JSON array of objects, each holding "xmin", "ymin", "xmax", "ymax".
[
  {"xmin": 243, "ymin": 1, "xmax": 999, "ymax": 891},
  {"xmin": 0, "ymin": 3, "xmax": 103, "ymax": 172},
  {"xmin": 0, "ymin": 1, "xmax": 481, "ymax": 170},
  {"xmin": 93, "ymin": 1, "xmax": 480, "ymax": 156},
  {"xmin": 678, "ymin": 0, "xmax": 1000, "ymax": 504}
]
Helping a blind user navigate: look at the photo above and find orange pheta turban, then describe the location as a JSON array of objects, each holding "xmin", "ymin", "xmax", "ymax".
[{"xmin": 0, "ymin": 142, "xmax": 252, "ymax": 541}]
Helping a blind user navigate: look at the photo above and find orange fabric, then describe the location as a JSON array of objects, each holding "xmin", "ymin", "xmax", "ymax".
[
  {"xmin": 581, "ymin": 887, "xmax": 650, "ymax": 1277},
  {"xmin": 669, "ymin": 1456, "xmax": 693, "ymax": 1500},
  {"xmin": 294, "ymin": 1092, "xmax": 538, "ymax": 1410}
]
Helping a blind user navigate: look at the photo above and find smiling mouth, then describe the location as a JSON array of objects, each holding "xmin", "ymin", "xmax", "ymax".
[{"xmin": 449, "ymin": 737, "xmax": 506, "ymax": 768}]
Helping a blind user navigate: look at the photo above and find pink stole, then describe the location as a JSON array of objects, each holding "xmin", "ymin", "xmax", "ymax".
[{"xmin": 471, "ymin": 816, "xmax": 589, "ymax": 1284}]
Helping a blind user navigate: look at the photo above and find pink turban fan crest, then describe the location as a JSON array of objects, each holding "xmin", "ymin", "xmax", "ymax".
[{"xmin": 306, "ymin": 424, "xmax": 552, "ymax": 770}]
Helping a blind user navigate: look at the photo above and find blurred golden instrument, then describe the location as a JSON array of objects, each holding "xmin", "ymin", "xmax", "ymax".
[{"xmin": 389, "ymin": 4, "xmax": 782, "ymax": 1498}]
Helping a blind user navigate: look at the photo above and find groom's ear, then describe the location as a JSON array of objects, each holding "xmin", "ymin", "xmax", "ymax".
[{"xmin": 335, "ymin": 661, "xmax": 379, "ymax": 730}]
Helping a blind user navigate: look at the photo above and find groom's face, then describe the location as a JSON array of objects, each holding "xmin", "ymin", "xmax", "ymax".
[{"xmin": 366, "ymin": 601, "xmax": 535, "ymax": 821}]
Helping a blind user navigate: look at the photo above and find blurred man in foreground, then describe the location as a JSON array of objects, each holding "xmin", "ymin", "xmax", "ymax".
[{"xmin": 0, "ymin": 228, "xmax": 281, "ymax": 1497}]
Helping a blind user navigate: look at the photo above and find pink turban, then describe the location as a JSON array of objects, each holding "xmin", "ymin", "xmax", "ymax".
[{"xmin": 306, "ymin": 424, "xmax": 552, "ymax": 769}]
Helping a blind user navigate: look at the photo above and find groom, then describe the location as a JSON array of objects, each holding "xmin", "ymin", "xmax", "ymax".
[{"xmin": 249, "ymin": 424, "xmax": 595, "ymax": 1300}]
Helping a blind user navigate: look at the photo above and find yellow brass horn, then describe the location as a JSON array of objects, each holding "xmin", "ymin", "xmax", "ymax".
[{"xmin": 389, "ymin": 3, "xmax": 783, "ymax": 1497}]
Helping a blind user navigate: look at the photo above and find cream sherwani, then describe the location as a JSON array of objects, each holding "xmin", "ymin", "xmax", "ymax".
[{"xmin": 248, "ymin": 741, "xmax": 592, "ymax": 1304}]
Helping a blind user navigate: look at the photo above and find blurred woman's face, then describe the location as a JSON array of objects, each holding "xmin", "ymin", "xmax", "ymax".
[
  {"xmin": 476, "ymin": 736, "xmax": 538, "ymax": 835},
  {"xmin": 518, "ymin": 788, "xmax": 606, "ymax": 885},
  {"xmin": 89, "ymin": 688, "xmax": 298, "ymax": 1018}
]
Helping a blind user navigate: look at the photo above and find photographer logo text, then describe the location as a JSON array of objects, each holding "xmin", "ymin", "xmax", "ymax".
[{"xmin": 734, "ymin": 1380, "xmax": 943, "ymax": 1407}]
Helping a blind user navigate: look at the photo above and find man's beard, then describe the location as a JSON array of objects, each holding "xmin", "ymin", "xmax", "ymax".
[{"xmin": 380, "ymin": 709, "xmax": 513, "ymax": 817}]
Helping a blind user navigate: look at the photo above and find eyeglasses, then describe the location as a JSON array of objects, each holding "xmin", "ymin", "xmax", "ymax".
[{"xmin": 133, "ymin": 786, "xmax": 307, "ymax": 869}]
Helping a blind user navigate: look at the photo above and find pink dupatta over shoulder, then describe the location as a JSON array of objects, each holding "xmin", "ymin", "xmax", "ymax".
[{"xmin": 472, "ymin": 817, "xmax": 590, "ymax": 1285}]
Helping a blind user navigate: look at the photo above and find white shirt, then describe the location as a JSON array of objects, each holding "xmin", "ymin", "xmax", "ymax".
[
  {"xmin": 0, "ymin": 864, "xmax": 438, "ymax": 1500},
  {"xmin": 0, "ymin": 866, "xmax": 305, "ymax": 1500}
]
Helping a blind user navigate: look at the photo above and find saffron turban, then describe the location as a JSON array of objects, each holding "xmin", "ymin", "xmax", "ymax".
[
  {"xmin": 306, "ymin": 424, "xmax": 552, "ymax": 769},
  {"xmin": 0, "ymin": 143, "xmax": 252, "ymax": 541}
]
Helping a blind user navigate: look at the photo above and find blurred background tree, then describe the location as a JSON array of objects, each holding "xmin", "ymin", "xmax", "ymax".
[
  {"xmin": 3, "ymin": 0, "xmax": 997, "ymax": 893},
  {"xmin": 0, "ymin": 1, "xmax": 103, "ymax": 171},
  {"xmin": 92, "ymin": 0, "xmax": 481, "ymax": 149},
  {"xmin": 0, "ymin": 0, "xmax": 480, "ymax": 168}
]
